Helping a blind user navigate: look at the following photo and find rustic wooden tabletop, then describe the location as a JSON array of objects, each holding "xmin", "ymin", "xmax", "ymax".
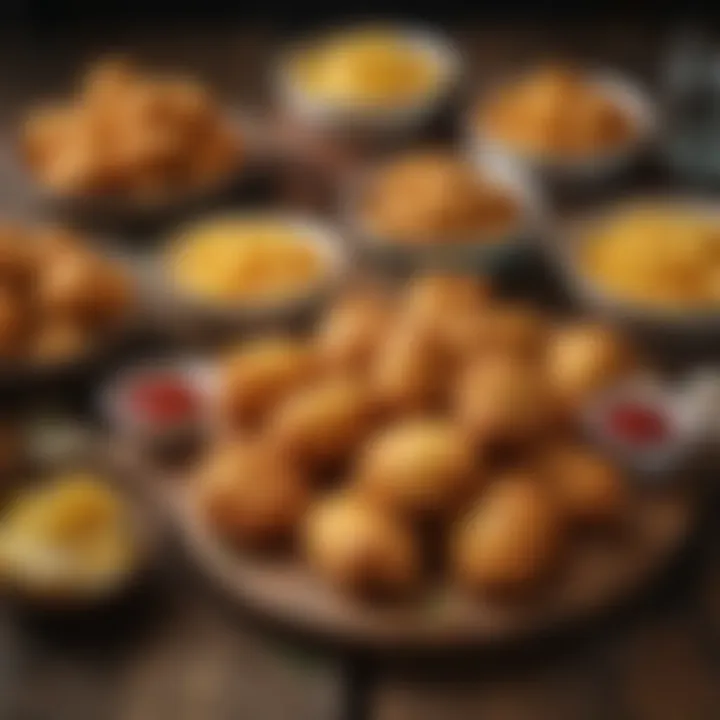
[{"xmin": 0, "ymin": 21, "xmax": 718, "ymax": 720}]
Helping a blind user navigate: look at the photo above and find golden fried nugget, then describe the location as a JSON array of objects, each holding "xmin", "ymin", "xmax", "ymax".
[
  {"xmin": 196, "ymin": 440, "xmax": 309, "ymax": 549},
  {"xmin": 546, "ymin": 323, "xmax": 636, "ymax": 408},
  {"xmin": 303, "ymin": 491, "xmax": 420, "ymax": 598},
  {"xmin": 269, "ymin": 376, "xmax": 376, "ymax": 470},
  {"xmin": 22, "ymin": 60, "xmax": 241, "ymax": 199},
  {"xmin": 370, "ymin": 320, "xmax": 447, "ymax": 414},
  {"xmin": 219, "ymin": 338, "xmax": 318, "ymax": 429},
  {"xmin": 456, "ymin": 356, "xmax": 558, "ymax": 446},
  {"xmin": 315, "ymin": 290, "xmax": 391, "ymax": 372},
  {"xmin": 356, "ymin": 418, "xmax": 476, "ymax": 518},
  {"xmin": 364, "ymin": 151, "xmax": 519, "ymax": 242},
  {"xmin": 451, "ymin": 471, "xmax": 563, "ymax": 596},
  {"xmin": 38, "ymin": 251, "xmax": 131, "ymax": 326}
]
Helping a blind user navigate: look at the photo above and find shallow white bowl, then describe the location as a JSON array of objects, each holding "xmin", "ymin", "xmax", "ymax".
[
  {"xmin": 151, "ymin": 212, "xmax": 350, "ymax": 332},
  {"xmin": 276, "ymin": 25, "xmax": 462, "ymax": 141},
  {"xmin": 0, "ymin": 449, "xmax": 164, "ymax": 609},
  {"xmin": 344, "ymin": 152, "xmax": 547, "ymax": 274},
  {"xmin": 99, "ymin": 356, "xmax": 218, "ymax": 455},
  {"xmin": 581, "ymin": 375, "xmax": 700, "ymax": 478},
  {"xmin": 467, "ymin": 70, "xmax": 657, "ymax": 186},
  {"xmin": 548, "ymin": 196, "xmax": 720, "ymax": 343}
]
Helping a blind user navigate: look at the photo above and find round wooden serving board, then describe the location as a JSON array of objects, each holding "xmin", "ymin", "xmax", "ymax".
[{"xmin": 166, "ymin": 474, "xmax": 695, "ymax": 651}]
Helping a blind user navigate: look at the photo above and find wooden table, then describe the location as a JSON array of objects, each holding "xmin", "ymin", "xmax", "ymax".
[{"xmin": 0, "ymin": 22, "xmax": 719, "ymax": 720}]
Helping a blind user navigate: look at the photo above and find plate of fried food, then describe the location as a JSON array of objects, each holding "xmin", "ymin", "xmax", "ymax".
[
  {"xmin": 0, "ymin": 222, "xmax": 137, "ymax": 382},
  {"xmin": 554, "ymin": 197, "xmax": 720, "ymax": 343},
  {"xmin": 468, "ymin": 64, "xmax": 655, "ymax": 185},
  {"xmin": 134, "ymin": 274, "xmax": 695, "ymax": 649},
  {"xmin": 277, "ymin": 24, "xmax": 461, "ymax": 141},
  {"xmin": 19, "ymin": 58, "xmax": 247, "ymax": 229},
  {"xmin": 345, "ymin": 148, "xmax": 544, "ymax": 272},
  {"xmin": 155, "ymin": 211, "xmax": 349, "ymax": 332}
]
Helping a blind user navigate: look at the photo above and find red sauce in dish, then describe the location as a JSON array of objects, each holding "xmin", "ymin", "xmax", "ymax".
[
  {"xmin": 605, "ymin": 403, "xmax": 671, "ymax": 446},
  {"xmin": 128, "ymin": 375, "xmax": 199, "ymax": 424}
]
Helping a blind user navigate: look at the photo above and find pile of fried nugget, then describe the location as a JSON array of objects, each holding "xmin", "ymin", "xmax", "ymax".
[
  {"xmin": 22, "ymin": 59, "xmax": 240, "ymax": 201},
  {"xmin": 0, "ymin": 224, "xmax": 132, "ymax": 363},
  {"xmin": 194, "ymin": 274, "xmax": 640, "ymax": 602}
]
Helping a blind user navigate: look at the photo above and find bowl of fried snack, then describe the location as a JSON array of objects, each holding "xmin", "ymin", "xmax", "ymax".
[
  {"xmin": 277, "ymin": 24, "xmax": 461, "ymax": 140},
  {"xmin": 556, "ymin": 198, "xmax": 720, "ymax": 340},
  {"xmin": 158, "ymin": 212, "xmax": 349, "ymax": 331},
  {"xmin": 0, "ymin": 222, "xmax": 135, "ymax": 378},
  {"xmin": 346, "ymin": 149, "xmax": 544, "ymax": 271},
  {"xmin": 470, "ymin": 64, "xmax": 654, "ymax": 184},
  {"xmin": 166, "ymin": 274, "xmax": 692, "ymax": 646},
  {"xmin": 20, "ymin": 58, "xmax": 244, "ymax": 227}
]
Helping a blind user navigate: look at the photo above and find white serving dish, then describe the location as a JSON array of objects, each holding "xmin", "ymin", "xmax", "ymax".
[
  {"xmin": 548, "ymin": 196, "xmax": 720, "ymax": 344},
  {"xmin": 100, "ymin": 357, "xmax": 217, "ymax": 451},
  {"xmin": 581, "ymin": 375, "xmax": 701, "ymax": 478},
  {"xmin": 343, "ymin": 151, "xmax": 547, "ymax": 274},
  {"xmin": 275, "ymin": 24, "xmax": 462, "ymax": 141},
  {"xmin": 0, "ymin": 449, "xmax": 164, "ymax": 609},
  {"xmin": 466, "ymin": 70, "xmax": 657, "ymax": 187},
  {"xmin": 149, "ymin": 212, "xmax": 350, "ymax": 332}
]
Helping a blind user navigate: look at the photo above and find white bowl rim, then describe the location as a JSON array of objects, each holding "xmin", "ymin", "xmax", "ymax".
[
  {"xmin": 465, "ymin": 68, "xmax": 657, "ymax": 175},
  {"xmin": 99, "ymin": 355, "xmax": 217, "ymax": 438},
  {"xmin": 580, "ymin": 374, "xmax": 701, "ymax": 476},
  {"xmin": 153, "ymin": 210, "xmax": 350, "ymax": 320},
  {"xmin": 550, "ymin": 195, "xmax": 720, "ymax": 327},
  {"xmin": 342, "ymin": 149, "xmax": 548, "ymax": 253},
  {"xmin": 275, "ymin": 23, "xmax": 463, "ymax": 129}
]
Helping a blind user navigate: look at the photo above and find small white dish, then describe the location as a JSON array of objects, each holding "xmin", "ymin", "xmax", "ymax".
[
  {"xmin": 343, "ymin": 152, "xmax": 547, "ymax": 273},
  {"xmin": 549, "ymin": 196, "xmax": 720, "ymax": 341},
  {"xmin": 276, "ymin": 24, "xmax": 462, "ymax": 141},
  {"xmin": 466, "ymin": 70, "xmax": 656, "ymax": 186},
  {"xmin": 677, "ymin": 368, "xmax": 720, "ymax": 453},
  {"xmin": 100, "ymin": 357, "xmax": 217, "ymax": 453},
  {"xmin": 0, "ymin": 455, "xmax": 163, "ymax": 609},
  {"xmin": 582, "ymin": 375, "xmax": 700, "ymax": 479},
  {"xmin": 150, "ymin": 212, "xmax": 350, "ymax": 331}
]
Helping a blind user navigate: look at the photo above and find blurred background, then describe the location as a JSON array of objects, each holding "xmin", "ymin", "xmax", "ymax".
[{"xmin": 0, "ymin": 8, "xmax": 718, "ymax": 720}]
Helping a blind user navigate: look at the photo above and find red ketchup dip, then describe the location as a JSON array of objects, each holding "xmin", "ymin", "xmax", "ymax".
[
  {"xmin": 602, "ymin": 400, "xmax": 672, "ymax": 448},
  {"xmin": 125, "ymin": 373, "xmax": 200, "ymax": 427}
]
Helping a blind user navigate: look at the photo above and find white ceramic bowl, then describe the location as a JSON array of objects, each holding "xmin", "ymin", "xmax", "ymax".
[
  {"xmin": 151, "ymin": 212, "xmax": 350, "ymax": 332},
  {"xmin": 548, "ymin": 196, "xmax": 720, "ymax": 343},
  {"xmin": 100, "ymin": 357, "xmax": 217, "ymax": 450},
  {"xmin": 0, "ymin": 451, "xmax": 164, "ymax": 608},
  {"xmin": 276, "ymin": 25, "xmax": 462, "ymax": 141},
  {"xmin": 344, "ymin": 152, "xmax": 547, "ymax": 273},
  {"xmin": 467, "ymin": 70, "xmax": 657, "ymax": 186},
  {"xmin": 581, "ymin": 375, "xmax": 699, "ymax": 478}
]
